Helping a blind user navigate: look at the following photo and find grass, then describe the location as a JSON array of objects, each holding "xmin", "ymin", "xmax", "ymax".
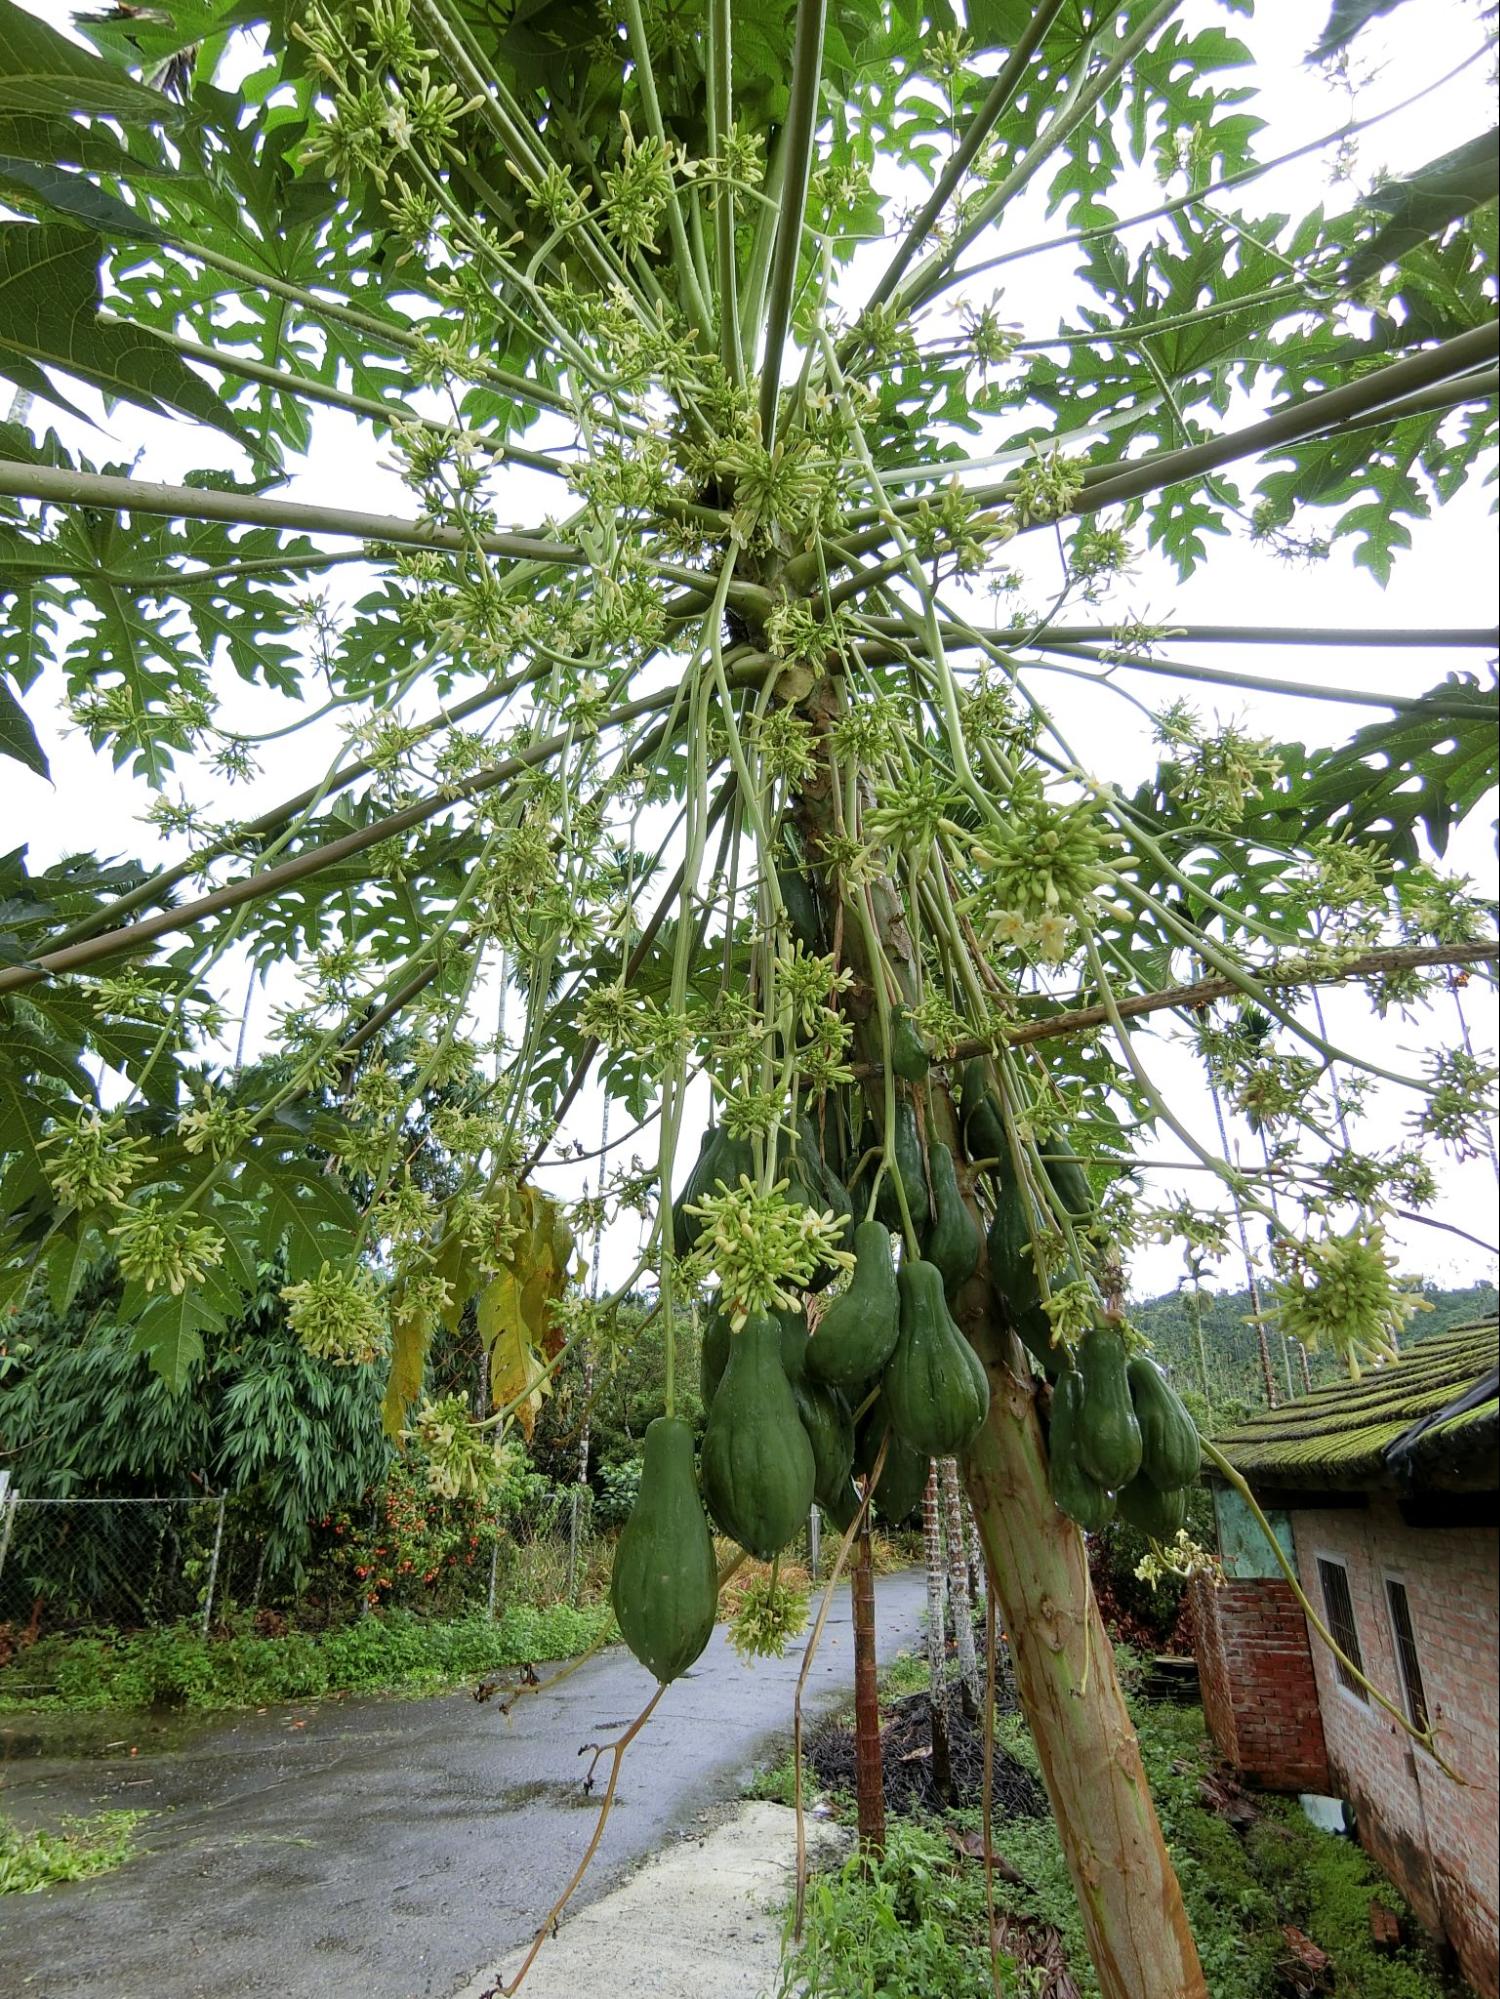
[
  {"xmin": 0, "ymin": 1809, "xmax": 147, "ymax": 1894},
  {"xmin": 0, "ymin": 1601, "xmax": 616, "ymax": 1714},
  {"xmin": 772, "ymin": 1652, "xmax": 1466, "ymax": 1999}
]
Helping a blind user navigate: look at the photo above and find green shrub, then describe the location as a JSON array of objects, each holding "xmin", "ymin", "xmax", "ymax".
[
  {"xmin": 0, "ymin": 1602, "xmax": 616, "ymax": 1714},
  {"xmin": 778, "ymin": 1821, "xmax": 996, "ymax": 1998},
  {"xmin": 777, "ymin": 1693, "xmax": 1461, "ymax": 1999}
]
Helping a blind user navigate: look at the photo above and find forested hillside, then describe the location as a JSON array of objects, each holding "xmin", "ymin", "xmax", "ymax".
[{"xmin": 1132, "ymin": 1279, "xmax": 1499, "ymax": 1417}]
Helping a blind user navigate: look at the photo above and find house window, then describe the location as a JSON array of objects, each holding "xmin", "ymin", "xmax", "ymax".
[
  {"xmin": 1317, "ymin": 1557, "xmax": 1366, "ymax": 1700},
  {"xmin": 1386, "ymin": 1579, "xmax": 1430, "ymax": 1732}
]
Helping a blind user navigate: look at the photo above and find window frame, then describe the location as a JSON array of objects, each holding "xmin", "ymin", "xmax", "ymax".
[
  {"xmin": 1382, "ymin": 1572, "xmax": 1431, "ymax": 1736},
  {"xmin": 1315, "ymin": 1552, "xmax": 1368, "ymax": 1704}
]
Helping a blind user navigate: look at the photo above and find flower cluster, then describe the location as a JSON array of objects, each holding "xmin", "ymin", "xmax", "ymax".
[
  {"xmin": 41, "ymin": 1112, "xmax": 152, "ymax": 1213},
  {"xmin": 728, "ymin": 1571, "xmax": 810, "ymax": 1661},
  {"xmin": 110, "ymin": 1201, "xmax": 224, "ymax": 1297},
  {"xmin": 405, "ymin": 1393, "xmax": 510, "ymax": 1500},
  {"xmin": 282, "ymin": 1260, "xmax": 389, "ymax": 1365},
  {"xmin": 1267, "ymin": 1223, "xmax": 1427, "ymax": 1378},
  {"xmin": 684, "ymin": 1176, "xmax": 854, "ymax": 1327}
]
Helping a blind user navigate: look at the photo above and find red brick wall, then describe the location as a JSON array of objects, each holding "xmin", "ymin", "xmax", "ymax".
[
  {"xmin": 1192, "ymin": 1574, "xmax": 1330, "ymax": 1792},
  {"xmin": 1291, "ymin": 1503, "xmax": 1499, "ymax": 1999}
]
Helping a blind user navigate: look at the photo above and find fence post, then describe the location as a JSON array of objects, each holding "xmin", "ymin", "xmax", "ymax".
[
  {"xmin": 0, "ymin": 1484, "xmax": 16, "ymax": 1599},
  {"xmin": 201, "ymin": 1493, "xmax": 227, "ymax": 1638},
  {"xmin": 808, "ymin": 1503, "xmax": 820, "ymax": 1584}
]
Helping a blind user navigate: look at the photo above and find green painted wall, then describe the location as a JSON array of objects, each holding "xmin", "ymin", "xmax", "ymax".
[{"xmin": 1214, "ymin": 1485, "xmax": 1297, "ymax": 1579}]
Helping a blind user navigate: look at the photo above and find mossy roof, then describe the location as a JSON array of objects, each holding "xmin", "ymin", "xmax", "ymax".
[{"xmin": 1212, "ymin": 1321, "xmax": 1499, "ymax": 1496}]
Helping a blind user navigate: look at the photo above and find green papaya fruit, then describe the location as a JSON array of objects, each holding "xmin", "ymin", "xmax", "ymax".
[
  {"xmin": 874, "ymin": 1097, "xmax": 930, "ymax": 1235},
  {"xmin": 1048, "ymin": 1372, "xmax": 1116, "ymax": 1533},
  {"xmin": 821, "ymin": 1476, "xmax": 862, "ymax": 1535},
  {"xmin": 1014, "ymin": 1303, "xmax": 1062, "ymax": 1378},
  {"xmin": 1040, "ymin": 1143, "xmax": 1092, "ymax": 1221},
  {"xmin": 960, "ymin": 1059, "xmax": 1007, "ymax": 1167},
  {"xmin": 888, "ymin": 1004, "xmax": 930, "ymax": 1083},
  {"xmin": 806, "ymin": 1219, "xmax": 901, "ymax": 1388},
  {"xmin": 885, "ymin": 1259, "xmax": 991, "ymax": 1458},
  {"xmin": 610, "ymin": 1416, "xmax": 720, "ymax": 1682},
  {"xmin": 778, "ymin": 859, "xmax": 822, "ymax": 955},
  {"xmin": 1075, "ymin": 1326, "xmax": 1143, "ymax": 1490},
  {"xmin": 793, "ymin": 1379, "xmax": 856, "ymax": 1511},
  {"xmin": 1116, "ymin": 1473, "xmax": 1188, "ymax": 1541},
  {"xmin": 1127, "ymin": 1354, "xmax": 1202, "ymax": 1491},
  {"xmin": 924, "ymin": 1141, "xmax": 981, "ymax": 1295},
  {"xmin": 672, "ymin": 1126, "xmax": 755, "ymax": 1257},
  {"xmin": 700, "ymin": 1306, "xmax": 731, "ymax": 1406},
  {"xmin": 795, "ymin": 1116, "xmax": 856, "ymax": 1250},
  {"xmin": 701, "ymin": 1312, "xmax": 816, "ymax": 1559},
  {"xmin": 776, "ymin": 1302, "xmax": 810, "ymax": 1379},
  {"xmin": 854, "ymin": 1398, "xmax": 929, "ymax": 1525},
  {"xmin": 986, "ymin": 1171, "xmax": 1042, "ymax": 1322}
]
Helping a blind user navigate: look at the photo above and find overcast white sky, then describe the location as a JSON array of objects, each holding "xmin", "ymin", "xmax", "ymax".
[{"xmin": 4, "ymin": 0, "xmax": 1497, "ymax": 1303}]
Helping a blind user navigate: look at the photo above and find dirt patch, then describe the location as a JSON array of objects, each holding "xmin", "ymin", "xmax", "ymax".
[{"xmin": 804, "ymin": 1687, "xmax": 1047, "ymax": 1819}]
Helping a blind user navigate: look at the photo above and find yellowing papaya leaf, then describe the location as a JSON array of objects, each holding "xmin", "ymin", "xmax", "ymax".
[
  {"xmin": 382, "ymin": 1295, "xmax": 432, "ymax": 1439},
  {"xmin": 473, "ymin": 1183, "xmax": 574, "ymax": 1436},
  {"xmin": 478, "ymin": 1267, "xmax": 549, "ymax": 1439}
]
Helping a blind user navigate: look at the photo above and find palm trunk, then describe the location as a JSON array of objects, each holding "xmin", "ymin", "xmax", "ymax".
[
  {"xmin": 851, "ymin": 1511, "xmax": 885, "ymax": 1854},
  {"xmin": 939, "ymin": 1456, "xmax": 981, "ymax": 1716},
  {"xmin": 922, "ymin": 1460, "xmax": 954, "ymax": 1803}
]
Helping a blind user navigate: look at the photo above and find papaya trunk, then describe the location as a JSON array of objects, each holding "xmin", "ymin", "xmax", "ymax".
[
  {"xmin": 795, "ymin": 674, "xmax": 1205, "ymax": 1998},
  {"xmin": 963, "ymin": 1361, "xmax": 1207, "ymax": 1999},
  {"xmin": 851, "ymin": 1514, "xmax": 885, "ymax": 1854}
]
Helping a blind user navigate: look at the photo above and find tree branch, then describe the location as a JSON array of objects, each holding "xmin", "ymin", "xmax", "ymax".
[
  {"xmin": 0, "ymin": 462, "xmax": 584, "ymax": 566},
  {"xmin": 849, "ymin": 941, "xmax": 1497, "ymax": 1074},
  {"xmin": 1075, "ymin": 322, "xmax": 1500, "ymax": 516},
  {"xmin": 860, "ymin": 0, "xmax": 1067, "ymax": 319},
  {"xmin": 757, "ymin": 0, "xmax": 828, "ymax": 446}
]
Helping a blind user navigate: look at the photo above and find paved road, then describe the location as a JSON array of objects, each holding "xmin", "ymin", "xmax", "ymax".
[{"xmin": 0, "ymin": 1571, "xmax": 926, "ymax": 1999}]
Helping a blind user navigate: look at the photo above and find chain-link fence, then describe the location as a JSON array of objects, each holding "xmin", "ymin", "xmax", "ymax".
[
  {"xmin": 0, "ymin": 1488, "xmax": 573, "ymax": 1638},
  {"xmin": 0, "ymin": 1494, "xmax": 228, "ymax": 1638}
]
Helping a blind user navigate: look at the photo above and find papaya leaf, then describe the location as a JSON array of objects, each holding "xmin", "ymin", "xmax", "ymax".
[
  {"xmin": 382, "ymin": 1294, "xmax": 432, "ymax": 1439},
  {"xmin": 0, "ymin": 223, "xmax": 255, "ymax": 449},
  {"xmin": 1348, "ymin": 130, "xmax": 1500, "ymax": 284},
  {"xmin": 1292, "ymin": 674, "xmax": 1500, "ymax": 859},
  {"xmin": 0, "ymin": 156, "xmax": 173, "ymax": 243},
  {"xmin": 478, "ymin": 1268, "xmax": 550, "ymax": 1440},
  {"xmin": 131, "ymin": 1288, "xmax": 223, "ymax": 1389},
  {"xmin": 0, "ymin": 0, "xmax": 187, "ymax": 127},
  {"xmin": 0, "ymin": 672, "xmax": 46, "ymax": 778},
  {"xmin": 1309, "ymin": 0, "xmax": 1420, "ymax": 61}
]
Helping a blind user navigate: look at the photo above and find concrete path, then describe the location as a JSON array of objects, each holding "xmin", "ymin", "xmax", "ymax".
[
  {"xmin": 457, "ymin": 1802, "xmax": 847, "ymax": 1999},
  {"xmin": 0, "ymin": 1570, "xmax": 925, "ymax": 1999}
]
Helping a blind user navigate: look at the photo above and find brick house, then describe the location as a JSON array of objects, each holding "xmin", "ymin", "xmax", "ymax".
[{"xmin": 1192, "ymin": 1322, "xmax": 1499, "ymax": 1998}]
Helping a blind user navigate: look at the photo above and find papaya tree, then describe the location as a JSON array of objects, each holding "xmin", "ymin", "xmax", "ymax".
[{"xmin": 0, "ymin": 1, "xmax": 1497, "ymax": 1994}]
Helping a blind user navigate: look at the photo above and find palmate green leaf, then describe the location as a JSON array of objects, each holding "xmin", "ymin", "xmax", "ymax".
[
  {"xmin": 1349, "ymin": 130, "xmax": 1500, "ymax": 285},
  {"xmin": 1293, "ymin": 675, "xmax": 1500, "ymax": 860},
  {"xmin": 1310, "ymin": 0, "xmax": 1422, "ymax": 62},
  {"xmin": 0, "ymin": 223, "xmax": 256, "ymax": 449},
  {"xmin": 131, "ymin": 1287, "xmax": 224, "ymax": 1389},
  {"xmin": 0, "ymin": 156, "xmax": 173, "ymax": 243},
  {"xmin": 0, "ymin": 671, "xmax": 46, "ymax": 778},
  {"xmin": 0, "ymin": 0, "xmax": 186, "ymax": 127}
]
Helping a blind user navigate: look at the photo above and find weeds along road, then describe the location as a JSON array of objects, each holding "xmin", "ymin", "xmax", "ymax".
[{"xmin": 0, "ymin": 1569, "xmax": 927, "ymax": 1999}]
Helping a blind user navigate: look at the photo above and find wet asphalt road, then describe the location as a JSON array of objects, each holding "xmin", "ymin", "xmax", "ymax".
[{"xmin": 0, "ymin": 1570, "xmax": 926, "ymax": 1999}]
